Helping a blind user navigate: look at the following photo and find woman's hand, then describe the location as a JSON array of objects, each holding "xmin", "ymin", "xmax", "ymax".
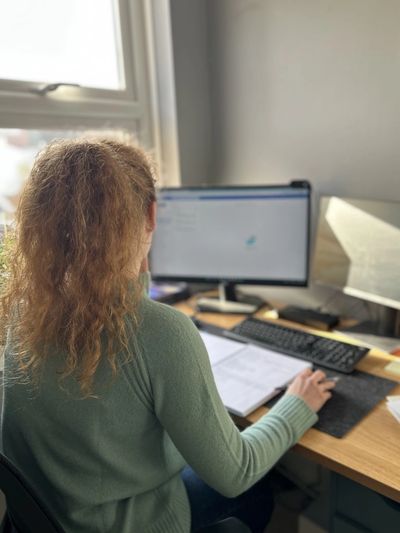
[{"xmin": 286, "ymin": 368, "xmax": 336, "ymax": 413}]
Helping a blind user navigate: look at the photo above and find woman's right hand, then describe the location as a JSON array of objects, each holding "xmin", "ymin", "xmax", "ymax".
[{"xmin": 286, "ymin": 368, "xmax": 336, "ymax": 413}]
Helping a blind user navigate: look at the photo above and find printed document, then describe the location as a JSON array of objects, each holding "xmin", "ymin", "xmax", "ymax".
[{"xmin": 199, "ymin": 330, "xmax": 312, "ymax": 416}]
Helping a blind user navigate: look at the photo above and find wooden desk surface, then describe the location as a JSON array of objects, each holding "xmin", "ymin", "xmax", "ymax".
[{"xmin": 175, "ymin": 299, "xmax": 400, "ymax": 503}]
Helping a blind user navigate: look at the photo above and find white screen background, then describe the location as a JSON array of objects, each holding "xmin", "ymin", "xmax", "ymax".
[{"xmin": 151, "ymin": 188, "xmax": 309, "ymax": 282}]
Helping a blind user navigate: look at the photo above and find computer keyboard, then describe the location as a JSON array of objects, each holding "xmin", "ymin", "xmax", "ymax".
[{"xmin": 228, "ymin": 318, "xmax": 369, "ymax": 373}]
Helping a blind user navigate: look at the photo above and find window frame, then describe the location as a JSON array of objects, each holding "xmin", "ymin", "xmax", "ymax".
[
  {"xmin": 0, "ymin": 0, "xmax": 181, "ymax": 185},
  {"xmin": 0, "ymin": 0, "xmax": 131, "ymax": 97},
  {"xmin": 0, "ymin": 0, "xmax": 145, "ymax": 126}
]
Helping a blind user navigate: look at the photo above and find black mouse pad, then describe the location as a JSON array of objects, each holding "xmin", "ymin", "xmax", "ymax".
[{"xmin": 266, "ymin": 369, "xmax": 398, "ymax": 438}]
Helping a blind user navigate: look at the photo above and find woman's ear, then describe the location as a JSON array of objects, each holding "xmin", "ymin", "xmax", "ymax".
[{"xmin": 147, "ymin": 200, "xmax": 157, "ymax": 232}]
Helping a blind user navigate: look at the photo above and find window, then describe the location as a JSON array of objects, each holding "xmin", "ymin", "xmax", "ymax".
[
  {"xmin": 0, "ymin": 0, "xmax": 123, "ymax": 91},
  {"xmin": 0, "ymin": 128, "xmax": 124, "ymax": 224},
  {"xmin": 0, "ymin": 0, "xmax": 152, "ymax": 133},
  {"xmin": 0, "ymin": 0, "xmax": 181, "ymax": 214}
]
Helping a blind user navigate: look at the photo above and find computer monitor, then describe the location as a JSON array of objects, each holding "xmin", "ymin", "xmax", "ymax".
[
  {"xmin": 150, "ymin": 181, "xmax": 311, "ymax": 312},
  {"xmin": 312, "ymin": 196, "xmax": 400, "ymax": 335}
]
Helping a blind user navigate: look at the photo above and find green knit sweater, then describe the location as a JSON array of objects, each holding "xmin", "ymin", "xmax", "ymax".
[{"xmin": 2, "ymin": 282, "xmax": 317, "ymax": 533}]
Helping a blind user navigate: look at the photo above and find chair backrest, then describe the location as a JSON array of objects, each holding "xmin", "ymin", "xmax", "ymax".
[
  {"xmin": 198, "ymin": 517, "xmax": 252, "ymax": 533},
  {"xmin": 0, "ymin": 452, "xmax": 65, "ymax": 533},
  {"xmin": 0, "ymin": 453, "xmax": 251, "ymax": 533}
]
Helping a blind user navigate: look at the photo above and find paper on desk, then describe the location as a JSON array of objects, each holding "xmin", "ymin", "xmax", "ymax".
[
  {"xmin": 385, "ymin": 361, "xmax": 400, "ymax": 377},
  {"xmin": 387, "ymin": 395, "xmax": 400, "ymax": 401},
  {"xmin": 386, "ymin": 396, "xmax": 400, "ymax": 423},
  {"xmin": 201, "ymin": 334, "xmax": 311, "ymax": 416},
  {"xmin": 199, "ymin": 330, "xmax": 244, "ymax": 365},
  {"xmin": 387, "ymin": 403, "xmax": 400, "ymax": 423}
]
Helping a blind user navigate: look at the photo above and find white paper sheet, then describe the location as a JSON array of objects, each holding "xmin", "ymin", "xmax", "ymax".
[
  {"xmin": 386, "ymin": 396, "xmax": 400, "ymax": 423},
  {"xmin": 199, "ymin": 330, "xmax": 245, "ymax": 365},
  {"xmin": 199, "ymin": 331, "xmax": 311, "ymax": 416}
]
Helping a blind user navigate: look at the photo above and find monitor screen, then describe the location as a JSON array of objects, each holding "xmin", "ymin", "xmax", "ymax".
[
  {"xmin": 312, "ymin": 196, "xmax": 400, "ymax": 310},
  {"xmin": 150, "ymin": 183, "xmax": 311, "ymax": 286}
]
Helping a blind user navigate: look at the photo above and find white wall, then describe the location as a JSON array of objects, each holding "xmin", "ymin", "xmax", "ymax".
[{"xmin": 208, "ymin": 0, "xmax": 400, "ymax": 202}]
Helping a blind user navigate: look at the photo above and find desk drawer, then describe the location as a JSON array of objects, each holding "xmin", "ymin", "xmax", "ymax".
[
  {"xmin": 333, "ymin": 474, "xmax": 400, "ymax": 533},
  {"xmin": 332, "ymin": 515, "xmax": 369, "ymax": 533}
]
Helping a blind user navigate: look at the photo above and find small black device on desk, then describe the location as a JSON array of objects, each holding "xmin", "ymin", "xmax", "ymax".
[
  {"xmin": 227, "ymin": 317, "xmax": 369, "ymax": 373},
  {"xmin": 278, "ymin": 305, "xmax": 339, "ymax": 331}
]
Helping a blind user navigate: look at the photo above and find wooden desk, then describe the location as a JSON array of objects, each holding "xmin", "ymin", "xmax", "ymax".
[{"xmin": 175, "ymin": 298, "xmax": 400, "ymax": 503}]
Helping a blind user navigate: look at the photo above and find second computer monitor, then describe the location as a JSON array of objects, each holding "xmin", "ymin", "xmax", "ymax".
[
  {"xmin": 312, "ymin": 196, "xmax": 400, "ymax": 311},
  {"xmin": 150, "ymin": 182, "xmax": 311, "ymax": 287}
]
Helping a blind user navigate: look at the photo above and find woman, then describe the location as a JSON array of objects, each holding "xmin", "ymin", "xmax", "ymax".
[{"xmin": 1, "ymin": 135, "xmax": 335, "ymax": 533}]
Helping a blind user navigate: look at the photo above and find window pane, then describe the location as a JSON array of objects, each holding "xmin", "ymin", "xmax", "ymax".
[
  {"xmin": 0, "ymin": 128, "xmax": 136, "ymax": 224},
  {"xmin": 0, "ymin": 130, "xmax": 73, "ymax": 224},
  {"xmin": 0, "ymin": 0, "xmax": 123, "ymax": 90}
]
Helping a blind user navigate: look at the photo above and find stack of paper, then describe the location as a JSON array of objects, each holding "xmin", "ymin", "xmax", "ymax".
[
  {"xmin": 386, "ymin": 396, "xmax": 400, "ymax": 423},
  {"xmin": 199, "ymin": 330, "xmax": 312, "ymax": 417}
]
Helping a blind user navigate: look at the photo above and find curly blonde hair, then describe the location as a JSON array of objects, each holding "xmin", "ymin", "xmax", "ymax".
[{"xmin": 1, "ymin": 134, "xmax": 156, "ymax": 396}]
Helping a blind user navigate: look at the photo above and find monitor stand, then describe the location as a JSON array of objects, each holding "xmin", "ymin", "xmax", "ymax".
[{"xmin": 196, "ymin": 282, "xmax": 264, "ymax": 314}]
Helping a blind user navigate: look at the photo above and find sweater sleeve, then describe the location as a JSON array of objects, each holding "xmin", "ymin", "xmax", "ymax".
[{"xmin": 141, "ymin": 303, "xmax": 317, "ymax": 498}]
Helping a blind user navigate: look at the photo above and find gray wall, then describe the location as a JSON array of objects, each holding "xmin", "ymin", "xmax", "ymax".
[
  {"xmin": 170, "ymin": 0, "xmax": 400, "ymax": 315},
  {"xmin": 169, "ymin": 0, "xmax": 212, "ymax": 185},
  {"xmin": 208, "ymin": 0, "xmax": 400, "ymax": 202},
  {"xmin": 172, "ymin": 0, "xmax": 400, "ymax": 195}
]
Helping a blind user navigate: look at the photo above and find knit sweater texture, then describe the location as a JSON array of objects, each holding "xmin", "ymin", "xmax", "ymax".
[{"xmin": 1, "ymin": 278, "xmax": 317, "ymax": 532}]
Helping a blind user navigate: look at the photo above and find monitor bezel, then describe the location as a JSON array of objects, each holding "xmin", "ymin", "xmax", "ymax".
[{"xmin": 150, "ymin": 181, "xmax": 311, "ymax": 287}]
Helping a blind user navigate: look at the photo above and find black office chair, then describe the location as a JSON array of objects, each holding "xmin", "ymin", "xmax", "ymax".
[
  {"xmin": 198, "ymin": 518, "xmax": 251, "ymax": 532},
  {"xmin": 0, "ymin": 453, "xmax": 250, "ymax": 533},
  {"xmin": 0, "ymin": 452, "xmax": 64, "ymax": 533}
]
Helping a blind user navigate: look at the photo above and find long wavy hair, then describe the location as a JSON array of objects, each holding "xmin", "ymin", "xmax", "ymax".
[{"xmin": 0, "ymin": 134, "xmax": 156, "ymax": 396}]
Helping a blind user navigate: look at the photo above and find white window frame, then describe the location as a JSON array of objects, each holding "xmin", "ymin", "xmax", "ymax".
[{"xmin": 0, "ymin": 0, "xmax": 181, "ymax": 185}]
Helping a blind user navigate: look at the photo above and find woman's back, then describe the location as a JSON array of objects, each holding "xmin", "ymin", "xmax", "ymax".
[{"xmin": 2, "ymin": 295, "xmax": 195, "ymax": 532}]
